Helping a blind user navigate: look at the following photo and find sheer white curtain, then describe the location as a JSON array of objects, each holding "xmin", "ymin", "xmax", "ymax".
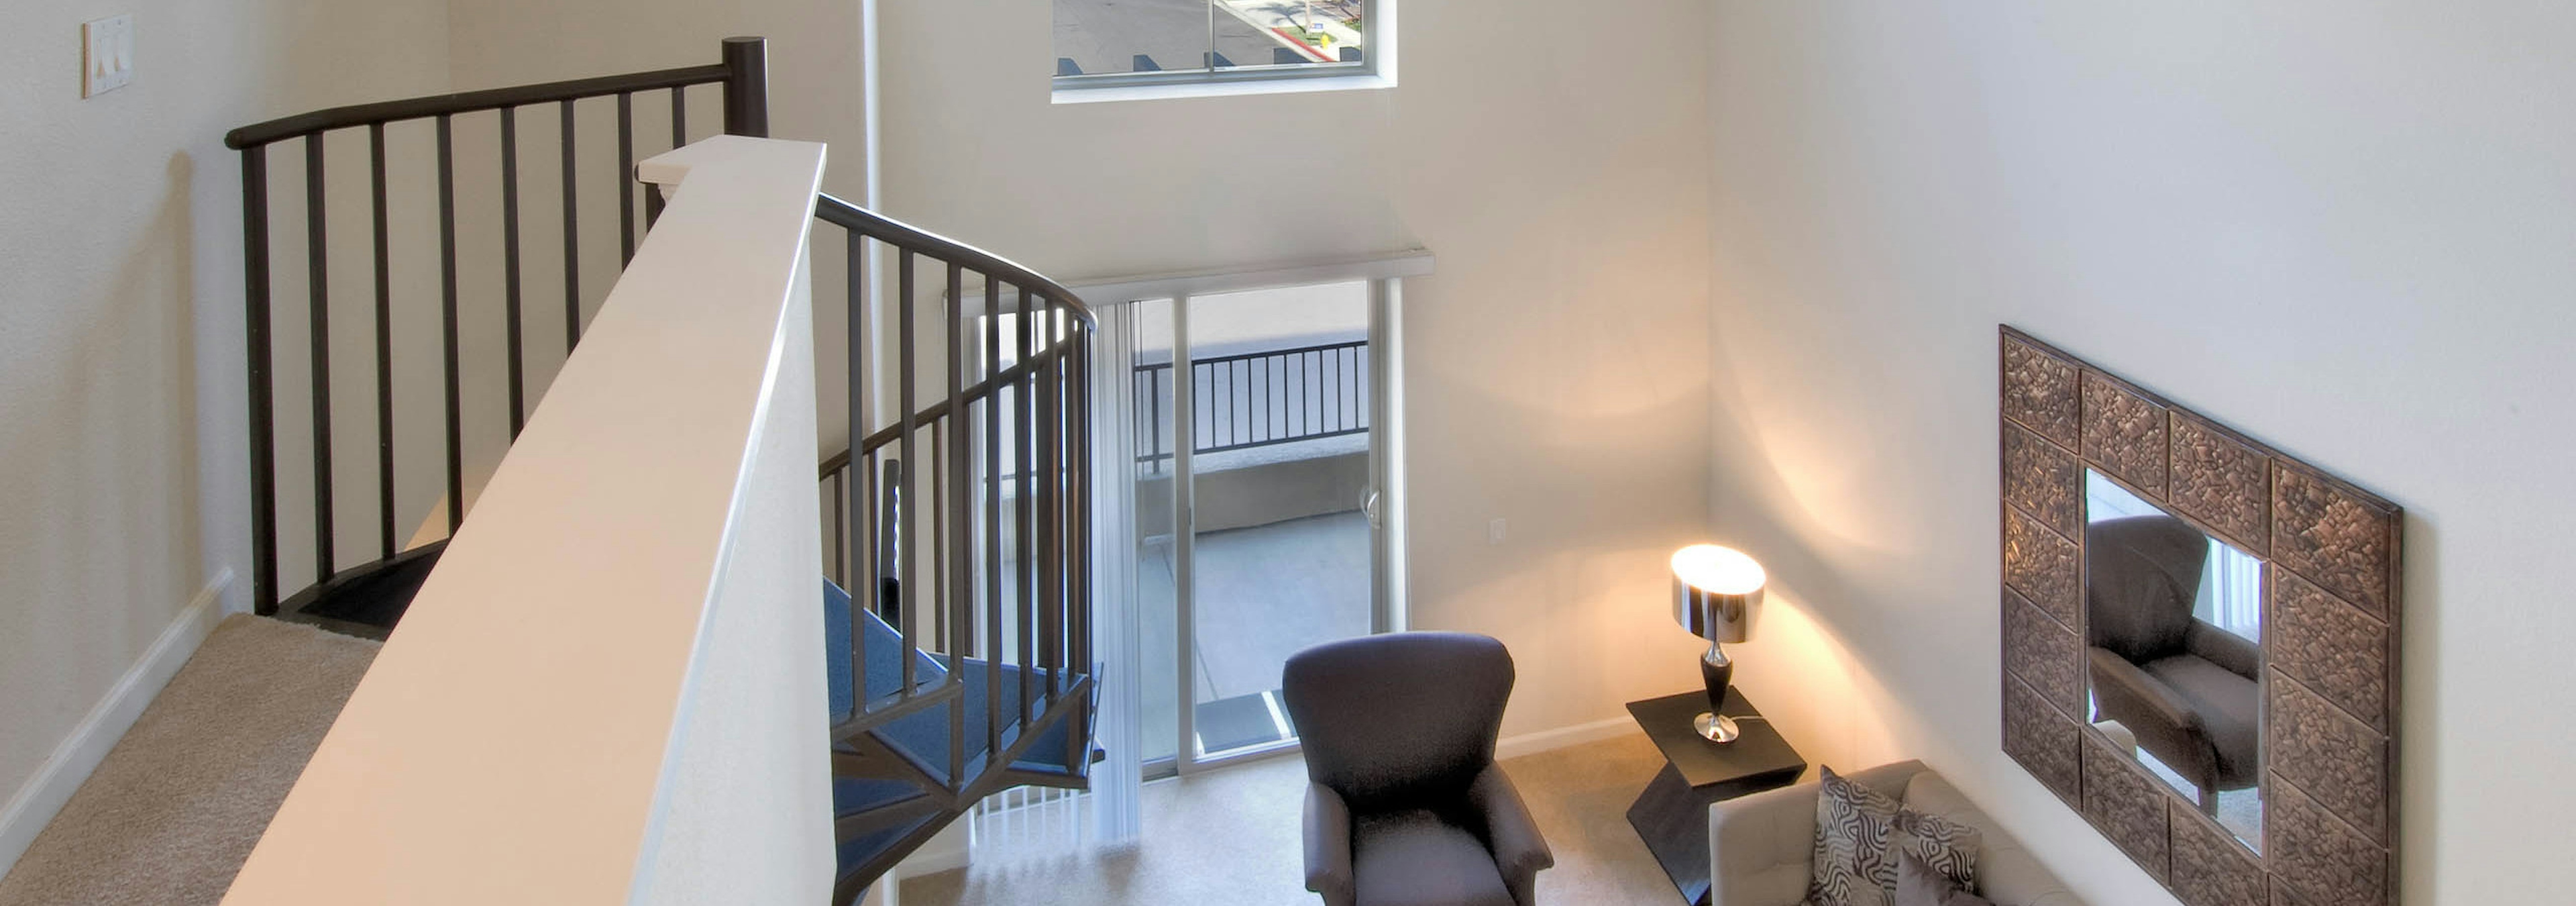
[
  {"xmin": 2202, "ymin": 544, "xmax": 2263, "ymax": 640},
  {"xmin": 1085, "ymin": 301, "xmax": 1144, "ymax": 844}
]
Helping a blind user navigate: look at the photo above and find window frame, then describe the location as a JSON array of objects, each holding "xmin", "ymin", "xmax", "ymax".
[{"xmin": 1050, "ymin": 0, "xmax": 1385, "ymax": 97}]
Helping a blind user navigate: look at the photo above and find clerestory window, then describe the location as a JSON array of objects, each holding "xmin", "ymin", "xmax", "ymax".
[{"xmin": 1053, "ymin": 0, "xmax": 1378, "ymax": 93}]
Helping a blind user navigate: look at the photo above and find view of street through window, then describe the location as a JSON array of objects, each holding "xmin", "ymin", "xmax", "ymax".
[{"xmin": 1053, "ymin": 0, "xmax": 1364, "ymax": 77}]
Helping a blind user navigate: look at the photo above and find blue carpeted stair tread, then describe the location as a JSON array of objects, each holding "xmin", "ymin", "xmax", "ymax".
[
  {"xmin": 824, "ymin": 579, "xmax": 949, "ymax": 723},
  {"xmin": 825, "ymin": 578, "xmax": 1087, "ymax": 784}
]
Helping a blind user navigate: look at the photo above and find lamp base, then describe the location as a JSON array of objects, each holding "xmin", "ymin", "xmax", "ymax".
[
  {"xmin": 1693, "ymin": 712, "xmax": 1741, "ymax": 744},
  {"xmin": 1697, "ymin": 640, "xmax": 1737, "ymax": 743}
]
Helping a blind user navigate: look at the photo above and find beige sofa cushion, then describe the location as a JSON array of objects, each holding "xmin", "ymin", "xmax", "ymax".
[
  {"xmin": 1898, "ymin": 773, "xmax": 2081, "ymax": 906},
  {"xmin": 1706, "ymin": 762, "xmax": 2085, "ymax": 906}
]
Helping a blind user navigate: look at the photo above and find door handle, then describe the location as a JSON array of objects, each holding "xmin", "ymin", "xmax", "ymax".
[{"xmin": 1363, "ymin": 489, "xmax": 1383, "ymax": 528}]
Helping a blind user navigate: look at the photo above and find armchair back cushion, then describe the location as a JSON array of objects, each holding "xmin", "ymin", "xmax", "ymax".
[
  {"xmin": 1283, "ymin": 632, "xmax": 1514, "ymax": 814},
  {"xmin": 2084, "ymin": 515, "xmax": 2208, "ymax": 664}
]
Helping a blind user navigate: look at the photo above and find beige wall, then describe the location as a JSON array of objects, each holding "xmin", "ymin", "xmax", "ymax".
[
  {"xmin": 1706, "ymin": 3, "xmax": 2576, "ymax": 904},
  {"xmin": 0, "ymin": 0, "xmax": 446, "ymax": 836},
  {"xmin": 443, "ymin": 0, "xmax": 1726, "ymax": 736},
  {"xmin": 442, "ymin": 0, "xmax": 871, "ymax": 456},
  {"xmin": 875, "ymin": 0, "xmax": 1722, "ymax": 738}
]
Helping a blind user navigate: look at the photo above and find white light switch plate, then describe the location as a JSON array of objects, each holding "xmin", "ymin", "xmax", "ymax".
[{"xmin": 83, "ymin": 15, "xmax": 134, "ymax": 98}]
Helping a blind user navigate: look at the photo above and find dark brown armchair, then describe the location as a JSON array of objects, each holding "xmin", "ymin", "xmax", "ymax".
[
  {"xmin": 1283, "ymin": 633, "xmax": 1553, "ymax": 906},
  {"xmin": 2084, "ymin": 515, "xmax": 2261, "ymax": 813}
]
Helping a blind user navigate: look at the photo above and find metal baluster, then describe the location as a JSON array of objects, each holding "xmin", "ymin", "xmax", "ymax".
[
  {"xmin": 946, "ymin": 261, "xmax": 968, "ymax": 786},
  {"xmin": 501, "ymin": 107, "xmax": 526, "ymax": 436},
  {"xmin": 1039, "ymin": 299, "xmax": 1061, "ymax": 703},
  {"xmin": 1016, "ymin": 287, "xmax": 1036, "ymax": 724},
  {"xmin": 370, "ymin": 124, "xmax": 396, "ymax": 560},
  {"xmin": 831, "ymin": 469, "xmax": 846, "ymax": 587},
  {"xmin": 241, "ymin": 145, "xmax": 279, "ymax": 614},
  {"xmin": 932, "ymin": 422, "xmax": 945, "ymax": 656},
  {"xmin": 859, "ymin": 452, "xmax": 879, "ymax": 711},
  {"xmin": 670, "ymin": 85, "xmax": 687, "ymax": 149},
  {"xmin": 438, "ymin": 114, "xmax": 464, "ymax": 534},
  {"xmin": 1068, "ymin": 325, "xmax": 1091, "ymax": 770},
  {"xmin": 848, "ymin": 231, "xmax": 870, "ymax": 708},
  {"xmin": 616, "ymin": 92, "xmax": 636, "ymax": 265},
  {"xmin": 1307, "ymin": 348, "xmax": 1322, "ymax": 436},
  {"xmin": 560, "ymin": 99, "xmax": 582, "ymax": 350},
  {"xmin": 984, "ymin": 279, "xmax": 1004, "ymax": 765},
  {"xmin": 305, "ymin": 133, "xmax": 335, "ymax": 585},
  {"xmin": 897, "ymin": 251, "xmax": 918, "ymax": 697},
  {"xmin": 1350, "ymin": 347, "xmax": 1370, "ymax": 432}
]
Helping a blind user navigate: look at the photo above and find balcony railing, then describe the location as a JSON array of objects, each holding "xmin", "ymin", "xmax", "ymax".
[{"xmin": 1134, "ymin": 338, "xmax": 1369, "ymax": 474}]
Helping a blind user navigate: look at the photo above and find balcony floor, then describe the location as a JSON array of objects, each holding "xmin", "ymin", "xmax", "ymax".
[{"xmin": 1138, "ymin": 509, "xmax": 1371, "ymax": 760}]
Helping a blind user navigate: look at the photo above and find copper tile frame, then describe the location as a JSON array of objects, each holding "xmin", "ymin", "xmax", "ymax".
[{"xmin": 1996, "ymin": 327, "xmax": 2403, "ymax": 906}]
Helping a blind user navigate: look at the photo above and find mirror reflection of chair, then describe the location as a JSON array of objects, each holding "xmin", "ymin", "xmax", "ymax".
[{"xmin": 2084, "ymin": 515, "xmax": 2260, "ymax": 814}]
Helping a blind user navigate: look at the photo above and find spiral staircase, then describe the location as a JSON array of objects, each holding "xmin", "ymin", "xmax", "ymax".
[{"xmin": 223, "ymin": 38, "xmax": 1097, "ymax": 902}]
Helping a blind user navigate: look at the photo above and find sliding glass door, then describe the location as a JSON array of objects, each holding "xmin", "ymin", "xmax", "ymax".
[{"xmin": 1130, "ymin": 279, "xmax": 1399, "ymax": 773}]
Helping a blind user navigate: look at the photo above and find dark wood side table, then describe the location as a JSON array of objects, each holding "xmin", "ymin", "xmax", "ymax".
[{"xmin": 1625, "ymin": 689, "xmax": 1808, "ymax": 906}]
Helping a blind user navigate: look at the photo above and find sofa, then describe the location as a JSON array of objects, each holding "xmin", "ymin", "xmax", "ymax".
[{"xmin": 1705, "ymin": 760, "xmax": 2084, "ymax": 906}]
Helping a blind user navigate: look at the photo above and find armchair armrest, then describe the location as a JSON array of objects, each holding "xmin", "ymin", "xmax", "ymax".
[
  {"xmin": 2086, "ymin": 648, "xmax": 2201, "ymax": 734},
  {"xmin": 2184, "ymin": 620, "xmax": 2261, "ymax": 681},
  {"xmin": 1304, "ymin": 783, "xmax": 1356, "ymax": 906},
  {"xmin": 1468, "ymin": 764, "xmax": 1554, "ymax": 905}
]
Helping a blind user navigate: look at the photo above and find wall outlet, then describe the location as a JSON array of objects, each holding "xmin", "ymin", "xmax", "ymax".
[
  {"xmin": 1487, "ymin": 518, "xmax": 1507, "ymax": 546},
  {"xmin": 83, "ymin": 15, "xmax": 134, "ymax": 99}
]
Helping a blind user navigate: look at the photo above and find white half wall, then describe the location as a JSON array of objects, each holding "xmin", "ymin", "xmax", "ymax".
[
  {"xmin": 221, "ymin": 136, "xmax": 832, "ymax": 903},
  {"xmin": 1706, "ymin": 3, "xmax": 2576, "ymax": 905}
]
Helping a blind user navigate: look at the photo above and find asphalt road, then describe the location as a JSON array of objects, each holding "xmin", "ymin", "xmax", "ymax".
[{"xmin": 1053, "ymin": 0, "xmax": 1305, "ymax": 76}]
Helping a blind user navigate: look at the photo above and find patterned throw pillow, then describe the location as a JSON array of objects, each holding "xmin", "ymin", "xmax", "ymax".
[
  {"xmin": 1803, "ymin": 767, "xmax": 1984, "ymax": 906},
  {"xmin": 1805, "ymin": 766, "xmax": 1901, "ymax": 906},
  {"xmin": 1892, "ymin": 807, "xmax": 1980, "ymax": 893},
  {"xmin": 1896, "ymin": 848, "xmax": 1996, "ymax": 906}
]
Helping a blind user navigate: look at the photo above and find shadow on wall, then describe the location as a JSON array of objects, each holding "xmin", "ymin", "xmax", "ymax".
[
  {"xmin": 1726, "ymin": 591, "xmax": 1912, "ymax": 781},
  {"xmin": 1400, "ymin": 352, "xmax": 1718, "ymax": 739},
  {"xmin": 1694, "ymin": 342, "xmax": 1946, "ymax": 779}
]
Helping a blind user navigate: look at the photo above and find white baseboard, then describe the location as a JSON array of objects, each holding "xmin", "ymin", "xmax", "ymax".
[
  {"xmin": 1496, "ymin": 715, "xmax": 1638, "ymax": 762},
  {"xmin": 0, "ymin": 568, "xmax": 233, "ymax": 876}
]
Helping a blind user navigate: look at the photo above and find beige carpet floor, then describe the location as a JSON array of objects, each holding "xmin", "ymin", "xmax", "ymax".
[
  {"xmin": 902, "ymin": 732, "xmax": 1681, "ymax": 905},
  {"xmin": 0, "ymin": 616, "xmax": 379, "ymax": 906}
]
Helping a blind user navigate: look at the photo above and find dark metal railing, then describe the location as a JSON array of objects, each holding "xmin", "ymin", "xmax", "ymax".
[
  {"xmin": 233, "ymin": 43, "xmax": 1099, "ymax": 902},
  {"xmin": 227, "ymin": 38, "xmax": 769, "ymax": 617},
  {"xmin": 813, "ymin": 196, "xmax": 1098, "ymax": 792},
  {"xmin": 1134, "ymin": 338, "xmax": 1368, "ymax": 474}
]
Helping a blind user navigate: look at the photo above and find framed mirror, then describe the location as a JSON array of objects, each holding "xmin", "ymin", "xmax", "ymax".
[{"xmin": 1996, "ymin": 327, "xmax": 2402, "ymax": 906}]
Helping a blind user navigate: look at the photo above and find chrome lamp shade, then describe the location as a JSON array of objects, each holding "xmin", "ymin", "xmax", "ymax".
[{"xmin": 1671, "ymin": 544, "xmax": 1764, "ymax": 742}]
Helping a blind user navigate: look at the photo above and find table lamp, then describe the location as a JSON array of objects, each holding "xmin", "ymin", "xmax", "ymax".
[{"xmin": 1672, "ymin": 544, "xmax": 1765, "ymax": 742}]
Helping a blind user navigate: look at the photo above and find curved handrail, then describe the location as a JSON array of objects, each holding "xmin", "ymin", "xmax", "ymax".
[
  {"xmin": 226, "ymin": 64, "xmax": 731, "ymax": 149},
  {"xmin": 813, "ymin": 193, "xmax": 1097, "ymax": 328}
]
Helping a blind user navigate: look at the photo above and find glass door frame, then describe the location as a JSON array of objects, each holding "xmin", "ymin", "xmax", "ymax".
[
  {"xmin": 1075, "ymin": 253, "xmax": 1428, "ymax": 781},
  {"xmin": 1165, "ymin": 279, "xmax": 1400, "ymax": 776}
]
